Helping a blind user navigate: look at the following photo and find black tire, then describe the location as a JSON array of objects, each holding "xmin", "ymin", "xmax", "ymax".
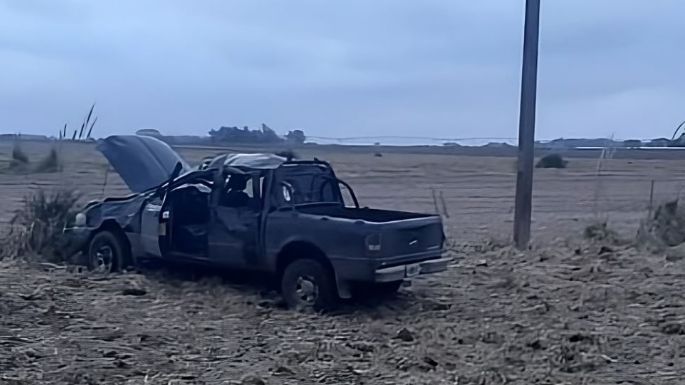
[
  {"xmin": 87, "ymin": 231, "xmax": 129, "ymax": 273},
  {"xmin": 281, "ymin": 259, "xmax": 338, "ymax": 311}
]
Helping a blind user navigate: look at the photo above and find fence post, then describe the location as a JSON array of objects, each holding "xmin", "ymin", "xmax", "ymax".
[{"xmin": 648, "ymin": 179, "xmax": 655, "ymax": 218}]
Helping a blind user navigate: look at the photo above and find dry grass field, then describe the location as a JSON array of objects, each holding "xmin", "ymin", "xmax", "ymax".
[
  {"xmin": 2, "ymin": 140, "xmax": 685, "ymax": 384},
  {"xmin": 3, "ymin": 140, "xmax": 685, "ymax": 242}
]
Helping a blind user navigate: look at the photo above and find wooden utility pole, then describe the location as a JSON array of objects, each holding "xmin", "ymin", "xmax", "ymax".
[{"xmin": 513, "ymin": 0, "xmax": 541, "ymax": 249}]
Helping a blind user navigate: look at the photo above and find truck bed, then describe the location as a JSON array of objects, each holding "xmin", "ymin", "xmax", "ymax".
[{"xmin": 296, "ymin": 205, "xmax": 444, "ymax": 265}]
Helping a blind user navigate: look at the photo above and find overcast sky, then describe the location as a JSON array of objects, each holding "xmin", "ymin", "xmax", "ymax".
[{"xmin": 0, "ymin": 0, "xmax": 683, "ymax": 142}]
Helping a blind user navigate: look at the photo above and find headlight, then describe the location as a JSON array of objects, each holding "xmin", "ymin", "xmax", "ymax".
[{"xmin": 74, "ymin": 212, "xmax": 87, "ymax": 227}]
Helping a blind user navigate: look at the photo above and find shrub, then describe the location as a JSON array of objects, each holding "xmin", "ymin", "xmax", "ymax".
[
  {"xmin": 5, "ymin": 141, "xmax": 63, "ymax": 174},
  {"xmin": 584, "ymin": 221, "xmax": 618, "ymax": 242},
  {"xmin": 7, "ymin": 140, "xmax": 31, "ymax": 172},
  {"xmin": 34, "ymin": 146, "xmax": 62, "ymax": 173},
  {"xmin": 2, "ymin": 189, "xmax": 81, "ymax": 261},
  {"xmin": 11, "ymin": 141, "xmax": 29, "ymax": 164},
  {"xmin": 637, "ymin": 200, "xmax": 685, "ymax": 249},
  {"xmin": 536, "ymin": 154, "xmax": 567, "ymax": 169}
]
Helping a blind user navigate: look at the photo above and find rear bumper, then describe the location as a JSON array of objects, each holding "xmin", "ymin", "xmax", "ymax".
[{"xmin": 374, "ymin": 257, "xmax": 451, "ymax": 282}]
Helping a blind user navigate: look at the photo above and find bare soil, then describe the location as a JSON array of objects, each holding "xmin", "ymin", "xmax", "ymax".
[{"xmin": 1, "ymin": 141, "xmax": 685, "ymax": 384}]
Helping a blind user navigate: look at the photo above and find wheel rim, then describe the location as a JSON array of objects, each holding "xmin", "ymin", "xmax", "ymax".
[
  {"xmin": 295, "ymin": 275, "xmax": 318, "ymax": 306},
  {"xmin": 92, "ymin": 243, "xmax": 114, "ymax": 273}
]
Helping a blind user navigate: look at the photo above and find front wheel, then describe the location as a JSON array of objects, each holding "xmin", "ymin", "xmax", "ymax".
[
  {"xmin": 87, "ymin": 231, "xmax": 128, "ymax": 273},
  {"xmin": 281, "ymin": 259, "xmax": 338, "ymax": 311}
]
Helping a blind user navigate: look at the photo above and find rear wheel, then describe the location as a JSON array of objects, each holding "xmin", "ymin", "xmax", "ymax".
[
  {"xmin": 281, "ymin": 259, "xmax": 337, "ymax": 311},
  {"xmin": 87, "ymin": 230, "xmax": 129, "ymax": 273}
]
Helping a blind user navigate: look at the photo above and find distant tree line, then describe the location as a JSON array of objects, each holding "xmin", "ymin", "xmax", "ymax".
[
  {"xmin": 208, "ymin": 124, "xmax": 305, "ymax": 144},
  {"xmin": 535, "ymin": 137, "xmax": 676, "ymax": 149}
]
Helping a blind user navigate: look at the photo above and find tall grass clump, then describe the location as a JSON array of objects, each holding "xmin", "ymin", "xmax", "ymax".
[
  {"xmin": 8, "ymin": 139, "xmax": 30, "ymax": 172},
  {"xmin": 5, "ymin": 138, "xmax": 63, "ymax": 174},
  {"xmin": 1, "ymin": 189, "xmax": 81, "ymax": 261},
  {"xmin": 11, "ymin": 140, "xmax": 29, "ymax": 164},
  {"xmin": 636, "ymin": 200, "xmax": 685, "ymax": 250},
  {"xmin": 66, "ymin": 103, "xmax": 97, "ymax": 142},
  {"xmin": 583, "ymin": 221, "xmax": 619, "ymax": 243},
  {"xmin": 34, "ymin": 146, "xmax": 62, "ymax": 173}
]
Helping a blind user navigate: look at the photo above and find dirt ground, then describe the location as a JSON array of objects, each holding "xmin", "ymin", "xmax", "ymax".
[{"xmin": 2, "ymin": 141, "xmax": 685, "ymax": 384}]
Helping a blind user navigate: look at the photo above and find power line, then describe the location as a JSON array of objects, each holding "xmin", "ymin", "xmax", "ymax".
[
  {"xmin": 307, "ymin": 135, "xmax": 518, "ymax": 142},
  {"xmin": 306, "ymin": 135, "xmax": 645, "ymax": 143}
]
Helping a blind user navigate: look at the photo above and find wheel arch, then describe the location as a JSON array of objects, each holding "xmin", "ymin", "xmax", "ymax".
[
  {"xmin": 275, "ymin": 241, "xmax": 350, "ymax": 299},
  {"xmin": 276, "ymin": 241, "xmax": 331, "ymax": 277},
  {"xmin": 86, "ymin": 220, "xmax": 132, "ymax": 263}
]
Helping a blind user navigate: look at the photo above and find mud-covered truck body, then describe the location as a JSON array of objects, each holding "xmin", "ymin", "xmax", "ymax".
[{"xmin": 64, "ymin": 135, "xmax": 449, "ymax": 309}]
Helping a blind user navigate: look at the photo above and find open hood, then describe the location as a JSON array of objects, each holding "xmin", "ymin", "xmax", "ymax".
[{"xmin": 96, "ymin": 135, "xmax": 191, "ymax": 193}]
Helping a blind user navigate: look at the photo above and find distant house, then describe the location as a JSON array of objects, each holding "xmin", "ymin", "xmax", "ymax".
[
  {"xmin": 483, "ymin": 142, "xmax": 513, "ymax": 148},
  {"xmin": 623, "ymin": 139, "xmax": 643, "ymax": 148},
  {"xmin": 546, "ymin": 138, "xmax": 619, "ymax": 148},
  {"xmin": 646, "ymin": 138, "xmax": 671, "ymax": 147},
  {"xmin": 0, "ymin": 133, "xmax": 48, "ymax": 141},
  {"xmin": 164, "ymin": 135, "xmax": 208, "ymax": 145},
  {"xmin": 136, "ymin": 128, "xmax": 163, "ymax": 138}
]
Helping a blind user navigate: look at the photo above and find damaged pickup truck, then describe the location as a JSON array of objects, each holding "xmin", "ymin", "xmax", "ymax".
[{"xmin": 63, "ymin": 135, "xmax": 449, "ymax": 310}]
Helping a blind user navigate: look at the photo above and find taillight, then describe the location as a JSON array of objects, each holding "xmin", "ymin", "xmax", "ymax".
[{"xmin": 365, "ymin": 233, "xmax": 382, "ymax": 253}]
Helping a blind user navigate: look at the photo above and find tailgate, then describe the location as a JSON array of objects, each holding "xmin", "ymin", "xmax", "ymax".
[{"xmin": 378, "ymin": 216, "xmax": 444, "ymax": 258}]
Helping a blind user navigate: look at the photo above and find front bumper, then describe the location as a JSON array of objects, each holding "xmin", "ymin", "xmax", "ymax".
[
  {"xmin": 374, "ymin": 257, "xmax": 451, "ymax": 282},
  {"xmin": 60, "ymin": 226, "xmax": 94, "ymax": 257}
]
